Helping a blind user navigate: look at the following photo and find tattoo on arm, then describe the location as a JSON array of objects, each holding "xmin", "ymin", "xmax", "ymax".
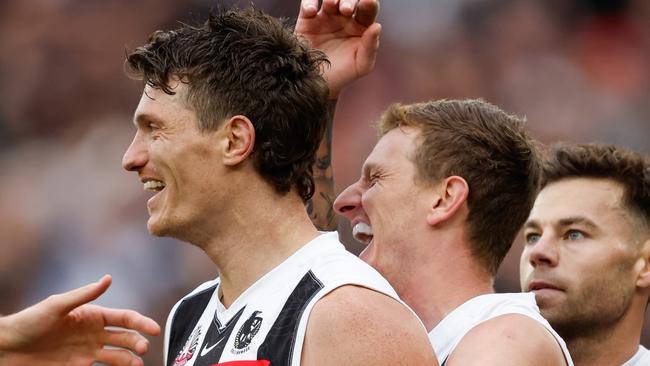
[{"xmin": 308, "ymin": 100, "xmax": 337, "ymax": 231}]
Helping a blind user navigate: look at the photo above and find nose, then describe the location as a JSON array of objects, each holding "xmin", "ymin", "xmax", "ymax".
[
  {"xmin": 526, "ymin": 234, "xmax": 560, "ymax": 268},
  {"xmin": 122, "ymin": 131, "xmax": 148, "ymax": 172},
  {"xmin": 333, "ymin": 181, "xmax": 363, "ymax": 220}
]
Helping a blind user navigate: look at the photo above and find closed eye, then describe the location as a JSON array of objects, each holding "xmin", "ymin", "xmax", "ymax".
[{"xmin": 369, "ymin": 173, "xmax": 381, "ymax": 187}]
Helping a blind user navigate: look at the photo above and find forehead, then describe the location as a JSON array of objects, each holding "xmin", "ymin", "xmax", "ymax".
[
  {"xmin": 365, "ymin": 126, "xmax": 419, "ymax": 166},
  {"xmin": 133, "ymin": 83, "xmax": 193, "ymax": 124},
  {"xmin": 529, "ymin": 177, "xmax": 628, "ymax": 226}
]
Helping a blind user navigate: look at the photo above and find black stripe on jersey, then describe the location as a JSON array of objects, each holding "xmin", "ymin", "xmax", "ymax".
[
  {"xmin": 167, "ymin": 284, "xmax": 218, "ymax": 366},
  {"xmin": 257, "ymin": 270, "xmax": 324, "ymax": 365}
]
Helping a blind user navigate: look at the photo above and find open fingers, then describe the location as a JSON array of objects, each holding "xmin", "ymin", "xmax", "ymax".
[
  {"xmin": 299, "ymin": 0, "xmax": 319, "ymax": 18},
  {"xmin": 358, "ymin": 22, "xmax": 382, "ymax": 75},
  {"xmin": 339, "ymin": 0, "xmax": 357, "ymax": 16},
  {"xmin": 101, "ymin": 307, "xmax": 161, "ymax": 336},
  {"xmin": 354, "ymin": 0, "xmax": 379, "ymax": 27},
  {"xmin": 96, "ymin": 347, "xmax": 144, "ymax": 366},
  {"xmin": 322, "ymin": 0, "xmax": 341, "ymax": 15},
  {"xmin": 102, "ymin": 329, "xmax": 150, "ymax": 355},
  {"xmin": 49, "ymin": 275, "xmax": 112, "ymax": 315}
]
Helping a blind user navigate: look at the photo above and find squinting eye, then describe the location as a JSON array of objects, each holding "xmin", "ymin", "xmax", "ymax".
[
  {"xmin": 368, "ymin": 175, "xmax": 379, "ymax": 187},
  {"xmin": 525, "ymin": 233, "xmax": 541, "ymax": 244}
]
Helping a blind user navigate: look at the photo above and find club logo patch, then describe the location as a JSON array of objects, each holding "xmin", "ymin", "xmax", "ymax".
[
  {"xmin": 173, "ymin": 325, "xmax": 202, "ymax": 366},
  {"xmin": 231, "ymin": 311, "xmax": 263, "ymax": 354}
]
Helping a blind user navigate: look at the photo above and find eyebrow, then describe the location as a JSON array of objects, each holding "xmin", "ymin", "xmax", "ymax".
[
  {"xmin": 133, "ymin": 112, "xmax": 159, "ymax": 128},
  {"xmin": 523, "ymin": 220, "xmax": 540, "ymax": 230},
  {"xmin": 524, "ymin": 216, "xmax": 599, "ymax": 231},
  {"xmin": 557, "ymin": 216, "xmax": 599, "ymax": 230},
  {"xmin": 361, "ymin": 161, "xmax": 379, "ymax": 179}
]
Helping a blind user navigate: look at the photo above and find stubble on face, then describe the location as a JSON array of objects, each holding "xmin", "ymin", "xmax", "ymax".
[
  {"xmin": 133, "ymin": 83, "xmax": 225, "ymax": 244},
  {"xmin": 540, "ymin": 256, "xmax": 637, "ymax": 340},
  {"xmin": 527, "ymin": 179, "xmax": 642, "ymax": 340}
]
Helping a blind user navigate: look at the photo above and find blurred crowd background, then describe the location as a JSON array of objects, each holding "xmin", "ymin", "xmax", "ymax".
[{"xmin": 1, "ymin": 0, "xmax": 649, "ymax": 363}]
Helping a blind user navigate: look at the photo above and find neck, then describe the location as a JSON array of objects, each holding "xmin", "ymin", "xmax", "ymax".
[
  {"xmin": 397, "ymin": 235, "xmax": 494, "ymax": 331},
  {"xmin": 563, "ymin": 297, "xmax": 645, "ymax": 366},
  {"xmin": 190, "ymin": 180, "xmax": 319, "ymax": 308}
]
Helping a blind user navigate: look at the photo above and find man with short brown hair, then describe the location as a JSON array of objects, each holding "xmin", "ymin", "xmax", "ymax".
[
  {"xmin": 298, "ymin": 1, "xmax": 571, "ymax": 363},
  {"xmin": 520, "ymin": 143, "xmax": 650, "ymax": 365}
]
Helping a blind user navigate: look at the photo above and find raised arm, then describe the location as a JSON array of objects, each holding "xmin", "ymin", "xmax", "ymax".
[
  {"xmin": 296, "ymin": 0, "xmax": 381, "ymax": 99},
  {"xmin": 307, "ymin": 99, "xmax": 338, "ymax": 231},
  {"xmin": 0, "ymin": 275, "xmax": 160, "ymax": 366},
  {"xmin": 297, "ymin": 0, "xmax": 381, "ymax": 230}
]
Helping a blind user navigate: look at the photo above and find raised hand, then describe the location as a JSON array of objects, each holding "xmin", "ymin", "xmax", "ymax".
[
  {"xmin": 296, "ymin": 0, "xmax": 381, "ymax": 98},
  {"xmin": 0, "ymin": 275, "xmax": 161, "ymax": 366}
]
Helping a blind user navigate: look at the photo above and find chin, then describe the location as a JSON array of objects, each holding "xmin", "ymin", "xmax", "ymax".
[
  {"xmin": 147, "ymin": 216, "xmax": 172, "ymax": 237},
  {"xmin": 358, "ymin": 245, "xmax": 374, "ymax": 265}
]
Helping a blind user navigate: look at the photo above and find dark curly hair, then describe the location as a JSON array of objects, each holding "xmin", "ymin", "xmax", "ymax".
[
  {"xmin": 379, "ymin": 99, "xmax": 542, "ymax": 276},
  {"xmin": 125, "ymin": 7, "xmax": 330, "ymax": 202},
  {"xmin": 541, "ymin": 143, "xmax": 650, "ymax": 227}
]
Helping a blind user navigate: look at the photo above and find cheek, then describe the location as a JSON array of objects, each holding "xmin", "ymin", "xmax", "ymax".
[{"xmin": 519, "ymin": 252, "xmax": 532, "ymax": 284}]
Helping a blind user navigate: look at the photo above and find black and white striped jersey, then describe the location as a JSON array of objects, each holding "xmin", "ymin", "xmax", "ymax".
[{"xmin": 164, "ymin": 232, "xmax": 401, "ymax": 366}]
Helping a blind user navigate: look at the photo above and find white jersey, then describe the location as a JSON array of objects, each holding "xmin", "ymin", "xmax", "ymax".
[
  {"xmin": 163, "ymin": 232, "xmax": 402, "ymax": 366},
  {"xmin": 623, "ymin": 345, "xmax": 650, "ymax": 366},
  {"xmin": 429, "ymin": 292, "xmax": 574, "ymax": 366}
]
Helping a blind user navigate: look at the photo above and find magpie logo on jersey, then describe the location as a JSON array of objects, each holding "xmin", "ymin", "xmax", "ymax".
[
  {"xmin": 172, "ymin": 325, "xmax": 202, "ymax": 366},
  {"xmin": 231, "ymin": 311, "xmax": 263, "ymax": 354}
]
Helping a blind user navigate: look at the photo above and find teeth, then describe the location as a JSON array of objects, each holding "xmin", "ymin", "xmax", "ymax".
[
  {"xmin": 352, "ymin": 222, "xmax": 373, "ymax": 245},
  {"xmin": 143, "ymin": 180, "xmax": 165, "ymax": 192}
]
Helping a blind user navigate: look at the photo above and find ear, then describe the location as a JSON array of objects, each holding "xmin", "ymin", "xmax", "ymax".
[
  {"xmin": 221, "ymin": 115, "xmax": 255, "ymax": 166},
  {"xmin": 635, "ymin": 238, "xmax": 650, "ymax": 289},
  {"xmin": 426, "ymin": 175, "xmax": 469, "ymax": 226}
]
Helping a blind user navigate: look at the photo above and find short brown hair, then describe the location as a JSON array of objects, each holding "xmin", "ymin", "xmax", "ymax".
[
  {"xmin": 542, "ymin": 143, "xmax": 650, "ymax": 227},
  {"xmin": 379, "ymin": 99, "xmax": 541, "ymax": 275},
  {"xmin": 125, "ymin": 7, "xmax": 329, "ymax": 202}
]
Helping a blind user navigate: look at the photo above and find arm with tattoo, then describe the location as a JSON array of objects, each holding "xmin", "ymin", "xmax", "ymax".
[
  {"xmin": 308, "ymin": 100, "xmax": 337, "ymax": 231},
  {"xmin": 296, "ymin": 0, "xmax": 381, "ymax": 231}
]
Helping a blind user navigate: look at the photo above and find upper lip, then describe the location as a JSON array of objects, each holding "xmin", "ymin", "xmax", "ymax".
[
  {"xmin": 350, "ymin": 217, "xmax": 370, "ymax": 228},
  {"xmin": 528, "ymin": 280, "xmax": 562, "ymax": 292},
  {"xmin": 140, "ymin": 176, "xmax": 163, "ymax": 183}
]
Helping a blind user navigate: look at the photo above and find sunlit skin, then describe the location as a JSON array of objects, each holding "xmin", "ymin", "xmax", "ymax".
[
  {"xmin": 334, "ymin": 126, "xmax": 569, "ymax": 365},
  {"xmin": 122, "ymin": 82, "xmax": 228, "ymax": 244},
  {"xmin": 520, "ymin": 177, "xmax": 649, "ymax": 364},
  {"xmin": 334, "ymin": 126, "xmax": 443, "ymax": 303}
]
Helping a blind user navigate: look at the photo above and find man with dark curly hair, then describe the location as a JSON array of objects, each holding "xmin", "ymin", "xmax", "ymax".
[
  {"xmin": 122, "ymin": 4, "xmax": 435, "ymax": 366},
  {"xmin": 520, "ymin": 143, "xmax": 650, "ymax": 365}
]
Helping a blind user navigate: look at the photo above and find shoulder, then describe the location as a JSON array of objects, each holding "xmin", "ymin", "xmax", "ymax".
[
  {"xmin": 446, "ymin": 313, "xmax": 567, "ymax": 366},
  {"xmin": 627, "ymin": 345, "xmax": 650, "ymax": 365},
  {"xmin": 164, "ymin": 279, "xmax": 219, "ymax": 353},
  {"xmin": 167, "ymin": 279, "xmax": 219, "ymax": 320},
  {"xmin": 307, "ymin": 236, "xmax": 399, "ymax": 297},
  {"xmin": 301, "ymin": 285, "xmax": 438, "ymax": 366}
]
